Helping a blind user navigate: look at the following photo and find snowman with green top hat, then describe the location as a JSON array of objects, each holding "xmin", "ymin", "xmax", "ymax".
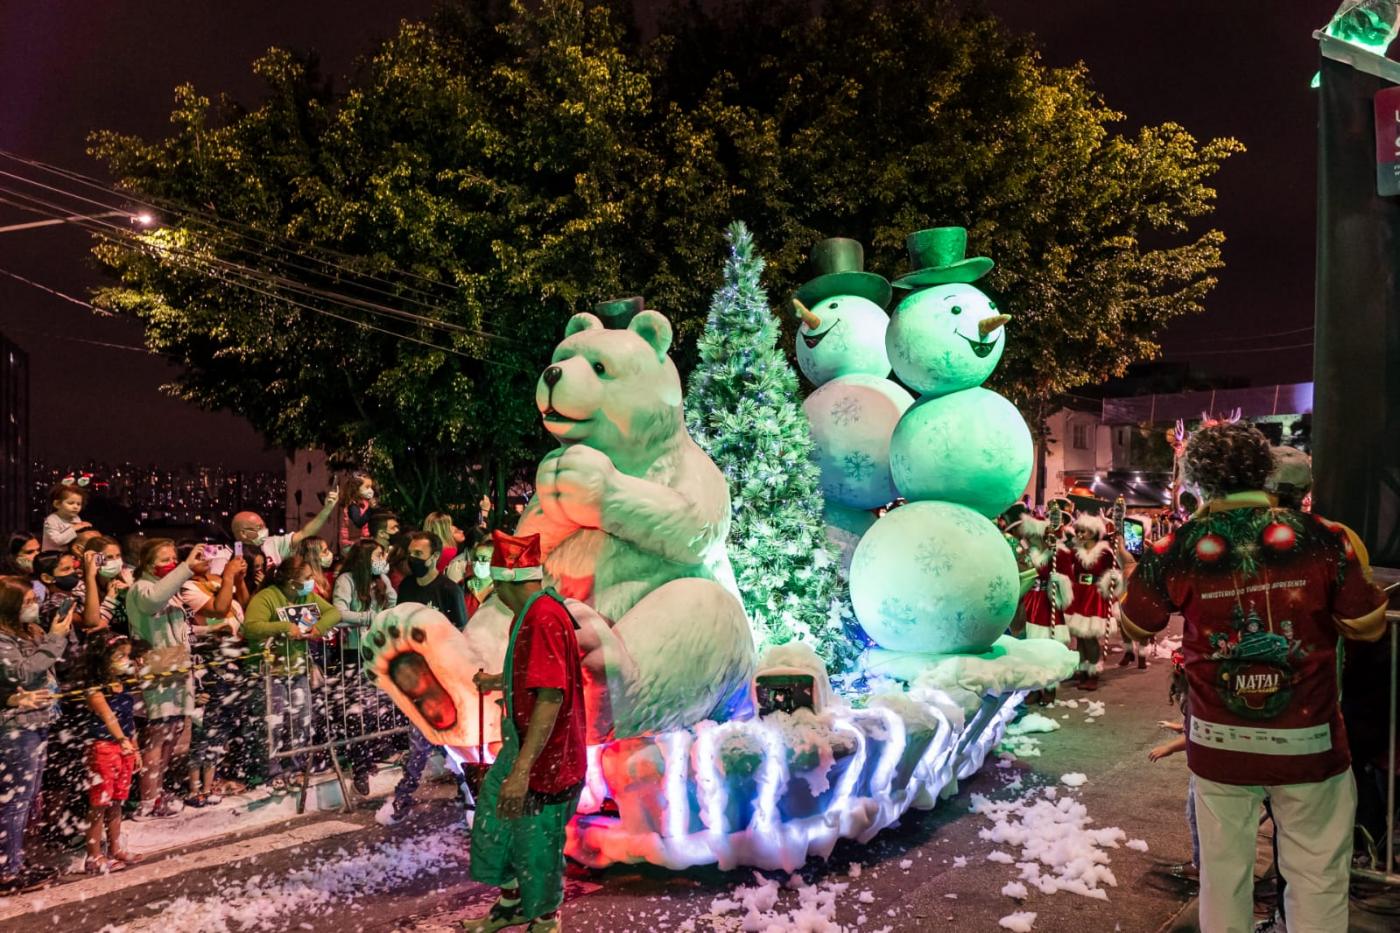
[
  {"xmin": 848, "ymin": 227, "xmax": 1033, "ymax": 660},
  {"xmin": 791, "ymin": 238, "xmax": 913, "ymax": 576}
]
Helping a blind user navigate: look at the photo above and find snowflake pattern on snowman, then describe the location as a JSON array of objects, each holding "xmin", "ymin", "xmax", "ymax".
[
  {"xmin": 916, "ymin": 538, "xmax": 955, "ymax": 577},
  {"xmin": 842, "ymin": 450, "xmax": 876, "ymax": 482},
  {"xmin": 982, "ymin": 573, "xmax": 1015, "ymax": 615},
  {"xmin": 831, "ymin": 394, "xmax": 863, "ymax": 427}
]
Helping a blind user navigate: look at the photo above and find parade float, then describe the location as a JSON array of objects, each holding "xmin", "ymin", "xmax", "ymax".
[{"xmin": 361, "ymin": 223, "xmax": 1075, "ymax": 872}]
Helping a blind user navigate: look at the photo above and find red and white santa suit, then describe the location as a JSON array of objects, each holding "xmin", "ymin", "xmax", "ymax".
[
  {"xmin": 1055, "ymin": 515, "xmax": 1124, "ymax": 642},
  {"xmin": 1016, "ymin": 518, "xmax": 1072, "ymax": 645}
]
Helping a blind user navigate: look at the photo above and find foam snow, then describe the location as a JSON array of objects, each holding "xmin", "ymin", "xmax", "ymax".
[
  {"xmin": 999, "ymin": 910, "xmax": 1038, "ymax": 931},
  {"xmin": 99, "ymin": 830, "xmax": 461, "ymax": 932},
  {"xmin": 1006, "ymin": 713, "xmax": 1061, "ymax": 735},
  {"xmin": 703, "ymin": 874, "xmax": 851, "ymax": 932},
  {"xmin": 971, "ymin": 790, "xmax": 1127, "ymax": 902},
  {"xmin": 1001, "ymin": 880, "xmax": 1029, "ymax": 899},
  {"xmin": 1126, "ymin": 839, "xmax": 1149, "ymax": 853},
  {"xmin": 1060, "ymin": 773, "xmax": 1088, "ymax": 788}
]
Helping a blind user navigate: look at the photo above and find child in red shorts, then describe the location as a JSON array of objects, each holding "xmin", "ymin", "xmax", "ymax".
[{"xmin": 81, "ymin": 635, "xmax": 143, "ymax": 874}]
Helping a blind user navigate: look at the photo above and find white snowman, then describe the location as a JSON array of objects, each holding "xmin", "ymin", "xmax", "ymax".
[
  {"xmin": 849, "ymin": 228, "xmax": 1033, "ymax": 658},
  {"xmin": 792, "ymin": 238, "xmax": 913, "ymax": 576}
]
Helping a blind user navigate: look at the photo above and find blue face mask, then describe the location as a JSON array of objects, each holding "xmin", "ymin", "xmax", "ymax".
[{"xmin": 296, "ymin": 579, "xmax": 315, "ymax": 598}]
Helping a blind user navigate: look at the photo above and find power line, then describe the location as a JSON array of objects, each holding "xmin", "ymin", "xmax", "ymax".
[
  {"xmin": 0, "ymin": 185, "xmax": 526, "ymax": 363},
  {"xmin": 0, "ymin": 149, "xmax": 471, "ymax": 315},
  {"xmin": 1163, "ymin": 341, "xmax": 1314, "ymax": 357},
  {"xmin": 0, "ymin": 177, "xmax": 513, "ymax": 345},
  {"xmin": 0, "ymin": 193, "xmax": 499, "ymax": 363},
  {"xmin": 0, "ymin": 268, "xmax": 151, "ymax": 353}
]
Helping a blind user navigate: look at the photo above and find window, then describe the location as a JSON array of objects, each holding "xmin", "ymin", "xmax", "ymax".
[{"xmin": 1072, "ymin": 423, "xmax": 1089, "ymax": 450}]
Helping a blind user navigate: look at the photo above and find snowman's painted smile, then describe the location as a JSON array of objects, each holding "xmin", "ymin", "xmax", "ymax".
[
  {"xmin": 959, "ymin": 333, "xmax": 999, "ymax": 358},
  {"xmin": 802, "ymin": 319, "xmax": 842, "ymax": 349}
]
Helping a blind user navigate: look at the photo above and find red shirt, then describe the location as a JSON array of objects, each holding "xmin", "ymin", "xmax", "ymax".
[
  {"xmin": 1054, "ymin": 541, "xmax": 1117, "ymax": 620},
  {"xmin": 508, "ymin": 592, "xmax": 587, "ymax": 795},
  {"xmin": 1122, "ymin": 493, "xmax": 1386, "ymax": 786}
]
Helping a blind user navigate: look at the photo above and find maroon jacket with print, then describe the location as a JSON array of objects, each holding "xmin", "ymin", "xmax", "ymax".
[{"xmin": 1121, "ymin": 492, "xmax": 1386, "ymax": 786}]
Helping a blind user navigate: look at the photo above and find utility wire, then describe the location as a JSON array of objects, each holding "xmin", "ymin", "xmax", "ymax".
[
  {"xmin": 0, "ymin": 149, "xmax": 469, "ymax": 312},
  {"xmin": 0, "ymin": 184, "xmax": 527, "ymax": 362},
  {"xmin": 1163, "ymin": 341, "xmax": 1314, "ymax": 357},
  {"xmin": 0, "ymin": 191, "xmax": 512, "ymax": 364},
  {"xmin": 0, "ymin": 176, "xmax": 513, "ymax": 345}
]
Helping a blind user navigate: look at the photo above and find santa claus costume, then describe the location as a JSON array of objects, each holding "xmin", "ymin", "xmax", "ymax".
[
  {"xmin": 1055, "ymin": 514, "xmax": 1124, "ymax": 691},
  {"xmin": 1016, "ymin": 518, "xmax": 1072, "ymax": 645}
]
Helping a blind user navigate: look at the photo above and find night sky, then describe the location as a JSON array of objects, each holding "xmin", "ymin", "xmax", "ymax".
[{"xmin": 0, "ymin": 0, "xmax": 1328, "ymax": 469}]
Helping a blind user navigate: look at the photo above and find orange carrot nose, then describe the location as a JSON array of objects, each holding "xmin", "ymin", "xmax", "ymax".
[
  {"xmin": 978, "ymin": 313, "xmax": 1011, "ymax": 337},
  {"xmin": 792, "ymin": 298, "xmax": 822, "ymax": 330}
]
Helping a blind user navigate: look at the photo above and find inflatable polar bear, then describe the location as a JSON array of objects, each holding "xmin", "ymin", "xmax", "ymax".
[{"xmin": 362, "ymin": 309, "xmax": 756, "ymax": 749}]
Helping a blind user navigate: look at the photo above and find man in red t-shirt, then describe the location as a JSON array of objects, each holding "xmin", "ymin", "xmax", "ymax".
[
  {"xmin": 464, "ymin": 531, "xmax": 585, "ymax": 933},
  {"xmin": 1122, "ymin": 424, "xmax": 1387, "ymax": 932}
]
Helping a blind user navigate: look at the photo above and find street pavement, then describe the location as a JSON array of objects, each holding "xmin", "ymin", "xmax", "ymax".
[{"xmin": 0, "ymin": 625, "xmax": 1300, "ymax": 932}]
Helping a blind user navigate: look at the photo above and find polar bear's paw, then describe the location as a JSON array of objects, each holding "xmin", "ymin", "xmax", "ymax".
[{"xmin": 360, "ymin": 602, "xmax": 482, "ymax": 748}]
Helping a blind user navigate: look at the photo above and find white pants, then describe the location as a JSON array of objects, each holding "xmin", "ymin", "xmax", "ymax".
[{"xmin": 1193, "ymin": 769, "xmax": 1355, "ymax": 933}]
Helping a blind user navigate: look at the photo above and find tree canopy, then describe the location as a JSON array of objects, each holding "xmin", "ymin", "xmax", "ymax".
[{"xmin": 89, "ymin": 0, "xmax": 1239, "ymax": 515}]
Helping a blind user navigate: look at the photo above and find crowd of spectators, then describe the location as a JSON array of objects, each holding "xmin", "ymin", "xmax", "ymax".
[{"xmin": 0, "ymin": 473, "xmax": 495, "ymax": 894}]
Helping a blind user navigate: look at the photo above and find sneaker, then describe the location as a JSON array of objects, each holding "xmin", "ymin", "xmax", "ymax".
[
  {"xmin": 353, "ymin": 772, "xmax": 371, "ymax": 796},
  {"xmin": 0, "ymin": 864, "xmax": 60, "ymax": 894},
  {"xmin": 183, "ymin": 794, "xmax": 208, "ymax": 809},
  {"xmin": 204, "ymin": 793, "xmax": 223, "ymax": 806},
  {"xmin": 110, "ymin": 850, "xmax": 144, "ymax": 866},
  {"xmin": 461, "ymin": 898, "xmax": 527, "ymax": 933}
]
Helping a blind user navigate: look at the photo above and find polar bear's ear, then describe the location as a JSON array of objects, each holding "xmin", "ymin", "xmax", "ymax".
[
  {"xmin": 565, "ymin": 312, "xmax": 604, "ymax": 338},
  {"xmin": 629, "ymin": 309, "xmax": 673, "ymax": 359}
]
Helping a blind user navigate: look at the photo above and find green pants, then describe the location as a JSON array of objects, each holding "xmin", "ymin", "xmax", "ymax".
[{"xmin": 468, "ymin": 739, "xmax": 581, "ymax": 920}]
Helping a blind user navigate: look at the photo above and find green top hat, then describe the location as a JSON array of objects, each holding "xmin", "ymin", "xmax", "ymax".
[
  {"xmin": 593, "ymin": 296, "xmax": 645, "ymax": 329},
  {"xmin": 892, "ymin": 227, "xmax": 993, "ymax": 289},
  {"xmin": 793, "ymin": 238, "xmax": 892, "ymax": 309}
]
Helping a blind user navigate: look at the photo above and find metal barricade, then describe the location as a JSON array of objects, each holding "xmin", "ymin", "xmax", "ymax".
[
  {"xmin": 261, "ymin": 622, "xmax": 410, "ymax": 813},
  {"xmin": 1353, "ymin": 609, "xmax": 1399, "ymax": 886}
]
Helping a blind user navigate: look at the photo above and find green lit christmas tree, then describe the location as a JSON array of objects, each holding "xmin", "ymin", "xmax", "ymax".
[{"xmin": 686, "ymin": 221, "xmax": 857, "ymax": 673}]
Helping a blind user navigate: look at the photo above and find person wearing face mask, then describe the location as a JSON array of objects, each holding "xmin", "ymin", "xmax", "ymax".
[
  {"xmin": 295, "ymin": 536, "xmax": 336, "ymax": 601},
  {"xmin": 0, "ymin": 576, "xmax": 71, "ymax": 893},
  {"xmin": 335, "ymin": 470, "xmax": 377, "ymax": 554},
  {"xmin": 81, "ymin": 536, "xmax": 131, "ymax": 637},
  {"xmin": 125, "ymin": 539, "xmax": 204, "ymax": 820},
  {"xmin": 332, "ymin": 540, "xmax": 397, "ymax": 794},
  {"xmin": 177, "ymin": 542, "xmax": 249, "ymax": 807},
  {"xmin": 463, "ymin": 535, "xmax": 495, "ymax": 618},
  {"xmin": 1, "ymin": 534, "xmax": 38, "ymax": 576},
  {"xmin": 221, "ymin": 486, "xmax": 340, "ymax": 575},
  {"xmin": 79, "ymin": 634, "xmax": 143, "ymax": 874},
  {"xmin": 34, "ymin": 551, "xmax": 87, "ymax": 664},
  {"xmin": 243, "ymin": 555, "xmax": 341, "ymax": 791},
  {"xmin": 381, "ymin": 531, "xmax": 468, "ymax": 824}
]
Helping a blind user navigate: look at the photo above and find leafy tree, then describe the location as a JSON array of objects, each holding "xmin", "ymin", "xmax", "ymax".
[
  {"xmin": 686, "ymin": 222, "xmax": 854, "ymax": 671},
  {"xmin": 88, "ymin": 0, "xmax": 1237, "ymax": 515},
  {"xmin": 89, "ymin": 0, "xmax": 730, "ymax": 519},
  {"xmin": 657, "ymin": 0, "xmax": 1242, "ymax": 482}
]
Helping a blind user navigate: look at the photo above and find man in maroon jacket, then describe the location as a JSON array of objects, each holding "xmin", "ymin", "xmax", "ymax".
[{"xmin": 1122, "ymin": 423, "xmax": 1387, "ymax": 932}]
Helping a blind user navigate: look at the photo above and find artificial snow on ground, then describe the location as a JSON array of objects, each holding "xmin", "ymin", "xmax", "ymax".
[
  {"xmin": 97, "ymin": 829, "xmax": 463, "ymax": 932},
  {"xmin": 972, "ymin": 786, "xmax": 1129, "ymax": 902},
  {"xmin": 999, "ymin": 910, "xmax": 1038, "ymax": 931}
]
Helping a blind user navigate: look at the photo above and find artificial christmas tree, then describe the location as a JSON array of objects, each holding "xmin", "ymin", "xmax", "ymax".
[{"xmin": 686, "ymin": 222, "xmax": 858, "ymax": 672}]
